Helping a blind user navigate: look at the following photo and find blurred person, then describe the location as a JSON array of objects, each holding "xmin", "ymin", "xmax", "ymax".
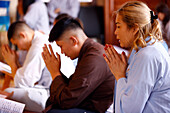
[
  {"xmin": 2, "ymin": 21, "xmax": 75, "ymax": 112},
  {"xmin": 104, "ymin": 1, "xmax": 170, "ymax": 113},
  {"xmin": 47, "ymin": 0, "xmax": 80, "ymax": 26},
  {"xmin": 53, "ymin": 13, "xmax": 84, "ymax": 30},
  {"xmin": 156, "ymin": 3, "xmax": 170, "ymax": 48}
]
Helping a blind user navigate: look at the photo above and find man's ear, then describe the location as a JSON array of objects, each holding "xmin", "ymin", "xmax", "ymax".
[
  {"xmin": 19, "ymin": 32, "xmax": 26, "ymax": 39},
  {"xmin": 70, "ymin": 36, "xmax": 78, "ymax": 46},
  {"xmin": 133, "ymin": 23, "xmax": 139, "ymax": 35}
]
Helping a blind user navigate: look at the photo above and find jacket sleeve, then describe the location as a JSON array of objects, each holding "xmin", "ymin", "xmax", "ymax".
[{"xmin": 50, "ymin": 54, "xmax": 108, "ymax": 109}]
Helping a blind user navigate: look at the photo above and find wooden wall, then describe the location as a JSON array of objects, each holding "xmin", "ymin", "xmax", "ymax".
[{"xmin": 104, "ymin": 0, "xmax": 170, "ymax": 45}]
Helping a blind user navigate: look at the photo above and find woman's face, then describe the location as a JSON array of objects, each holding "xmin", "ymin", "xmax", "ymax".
[
  {"xmin": 114, "ymin": 14, "xmax": 136, "ymax": 48},
  {"xmin": 157, "ymin": 12, "xmax": 165, "ymax": 21}
]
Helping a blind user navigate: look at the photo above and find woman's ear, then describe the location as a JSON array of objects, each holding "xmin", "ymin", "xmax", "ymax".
[
  {"xmin": 133, "ymin": 23, "xmax": 139, "ymax": 35},
  {"xmin": 70, "ymin": 36, "xmax": 78, "ymax": 46}
]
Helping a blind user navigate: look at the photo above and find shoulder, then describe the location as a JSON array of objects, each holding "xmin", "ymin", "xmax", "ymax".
[
  {"xmin": 29, "ymin": 1, "xmax": 46, "ymax": 10},
  {"xmin": 31, "ymin": 31, "xmax": 49, "ymax": 48},
  {"xmin": 136, "ymin": 42, "xmax": 167, "ymax": 63},
  {"xmin": 85, "ymin": 39, "xmax": 104, "ymax": 54},
  {"xmin": 80, "ymin": 40, "xmax": 106, "ymax": 67}
]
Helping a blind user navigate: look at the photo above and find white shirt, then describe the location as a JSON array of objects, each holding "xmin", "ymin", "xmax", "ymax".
[
  {"xmin": 47, "ymin": 0, "xmax": 80, "ymax": 23},
  {"xmin": 14, "ymin": 31, "xmax": 75, "ymax": 88},
  {"xmin": 23, "ymin": 0, "xmax": 50, "ymax": 34}
]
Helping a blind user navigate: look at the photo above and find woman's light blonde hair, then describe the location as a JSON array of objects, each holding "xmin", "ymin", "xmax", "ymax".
[{"xmin": 116, "ymin": 1, "xmax": 162, "ymax": 51}]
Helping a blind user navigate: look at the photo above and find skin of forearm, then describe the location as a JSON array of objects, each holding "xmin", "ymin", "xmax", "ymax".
[{"xmin": 10, "ymin": 63, "xmax": 19, "ymax": 78}]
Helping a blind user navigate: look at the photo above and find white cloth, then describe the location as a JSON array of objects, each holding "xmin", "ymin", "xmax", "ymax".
[
  {"xmin": 6, "ymin": 31, "xmax": 75, "ymax": 112},
  {"xmin": 5, "ymin": 87, "xmax": 49, "ymax": 112},
  {"xmin": 23, "ymin": 0, "xmax": 50, "ymax": 34},
  {"xmin": 17, "ymin": 50, "xmax": 27, "ymax": 66},
  {"xmin": 47, "ymin": 0, "xmax": 80, "ymax": 23}
]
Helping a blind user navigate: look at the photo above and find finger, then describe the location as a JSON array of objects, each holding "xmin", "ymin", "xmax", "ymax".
[
  {"xmin": 5, "ymin": 45, "xmax": 11, "ymax": 53},
  {"xmin": 104, "ymin": 49, "xmax": 111, "ymax": 62},
  {"xmin": 43, "ymin": 44, "xmax": 51, "ymax": 57},
  {"xmin": 121, "ymin": 51, "xmax": 127, "ymax": 64},
  {"xmin": 103, "ymin": 54, "xmax": 110, "ymax": 64},
  {"xmin": 105, "ymin": 44, "xmax": 113, "ymax": 56},
  {"xmin": 42, "ymin": 52, "xmax": 46, "ymax": 61},
  {"xmin": 2, "ymin": 45, "xmax": 8, "ymax": 53},
  {"xmin": 42, "ymin": 47, "xmax": 51, "ymax": 60},
  {"xmin": 56, "ymin": 52, "xmax": 61, "ymax": 62},
  {"xmin": 2, "ymin": 50, "xmax": 5, "ymax": 57},
  {"xmin": 109, "ymin": 45, "xmax": 120, "ymax": 59},
  {"xmin": 2, "ymin": 45, "xmax": 8, "ymax": 56},
  {"xmin": 42, "ymin": 52, "xmax": 50, "ymax": 66},
  {"xmin": 48, "ymin": 44, "xmax": 55, "ymax": 57},
  {"xmin": 104, "ymin": 45, "xmax": 114, "ymax": 61},
  {"xmin": 1, "ymin": 45, "xmax": 6, "ymax": 53},
  {"xmin": 8, "ymin": 45, "xmax": 13, "ymax": 54}
]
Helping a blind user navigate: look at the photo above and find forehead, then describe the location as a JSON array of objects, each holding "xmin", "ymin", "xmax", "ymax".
[
  {"xmin": 115, "ymin": 14, "xmax": 129, "ymax": 28},
  {"xmin": 115, "ymin": 14, "xmax": 123, "ymax": 23},
  {"xmin": 55, "ymin": 39, "xmax": 66, "ymax": 46}
]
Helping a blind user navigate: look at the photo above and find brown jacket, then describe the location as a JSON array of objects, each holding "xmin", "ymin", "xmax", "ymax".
[{"xmin": 50, "ymin": 38, "xmax": 115, "ymax": 113}]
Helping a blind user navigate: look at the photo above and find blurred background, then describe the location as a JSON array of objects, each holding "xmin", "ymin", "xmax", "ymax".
[{"xmin": 0, "ymin": 0, "xmax": 170, "ymax": 63}]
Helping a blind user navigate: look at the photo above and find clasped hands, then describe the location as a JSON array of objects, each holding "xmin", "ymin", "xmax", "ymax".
[
  {"xmin": 42, "ymin": 44, "xmax": 61, "ymax": 79},
  {"xmin": 1, "ymin": 44, "xmax": 19, "ymax": 78},
  {"xmin": 103, "ymin": 44, "xmax": 127, "ymax": 81}
]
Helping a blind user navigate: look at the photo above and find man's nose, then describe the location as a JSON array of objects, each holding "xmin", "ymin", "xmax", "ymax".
[{"xmin": 61, "ymin": 49, "xmax": 64, "ymax": 54}]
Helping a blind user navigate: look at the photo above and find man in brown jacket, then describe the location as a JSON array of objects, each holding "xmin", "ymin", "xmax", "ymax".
[{"xmin": 42, "ymin": 16, "xmax": 115, "ymax": 113}]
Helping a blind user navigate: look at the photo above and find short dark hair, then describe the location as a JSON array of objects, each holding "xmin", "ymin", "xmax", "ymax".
[
  {"xmin": 22, "ymin": 0, "xmax": 35, "ymax": 14},
  {"xmin": 54, "ymin": 13, "xmax": 70, "ymax": 23},
  {"xmin": 8, "ymin": 21, "xmax": 30, "ymax": 41},
  {"xmin": 49, "ymin": 17, "xmax": 83, "ymax": 42}
]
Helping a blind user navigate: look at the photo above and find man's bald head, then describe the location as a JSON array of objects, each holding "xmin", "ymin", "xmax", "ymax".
[{"xmin": 8, "ymin": 21, "xmax": 32, "ymax": 41}]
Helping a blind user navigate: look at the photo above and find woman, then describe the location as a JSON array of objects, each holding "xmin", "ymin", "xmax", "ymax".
[
  {"xmin": 156, "ymin": 3, "xmax": 170, "ymax": 48},
  {"xmin": 103, "ymin": 1, "xmax": 170, "ymax": 113}
]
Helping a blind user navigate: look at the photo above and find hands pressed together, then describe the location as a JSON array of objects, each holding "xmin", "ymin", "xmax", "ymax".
[
  {"xmin": 2, "ymin": 44, "xmax": 19, "ymax": 78},
  {"xmin": 103, "ymin": 44, "xmax": 127, "ymax": 81},
  {"xmin": 42, "ymin": 44, "xmax": 61, "ymax": 80}
]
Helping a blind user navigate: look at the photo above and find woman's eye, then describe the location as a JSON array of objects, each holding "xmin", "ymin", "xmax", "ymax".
[{"xmin": 117, "ymin": 26, "xmax": 120, "ymax": 28}]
